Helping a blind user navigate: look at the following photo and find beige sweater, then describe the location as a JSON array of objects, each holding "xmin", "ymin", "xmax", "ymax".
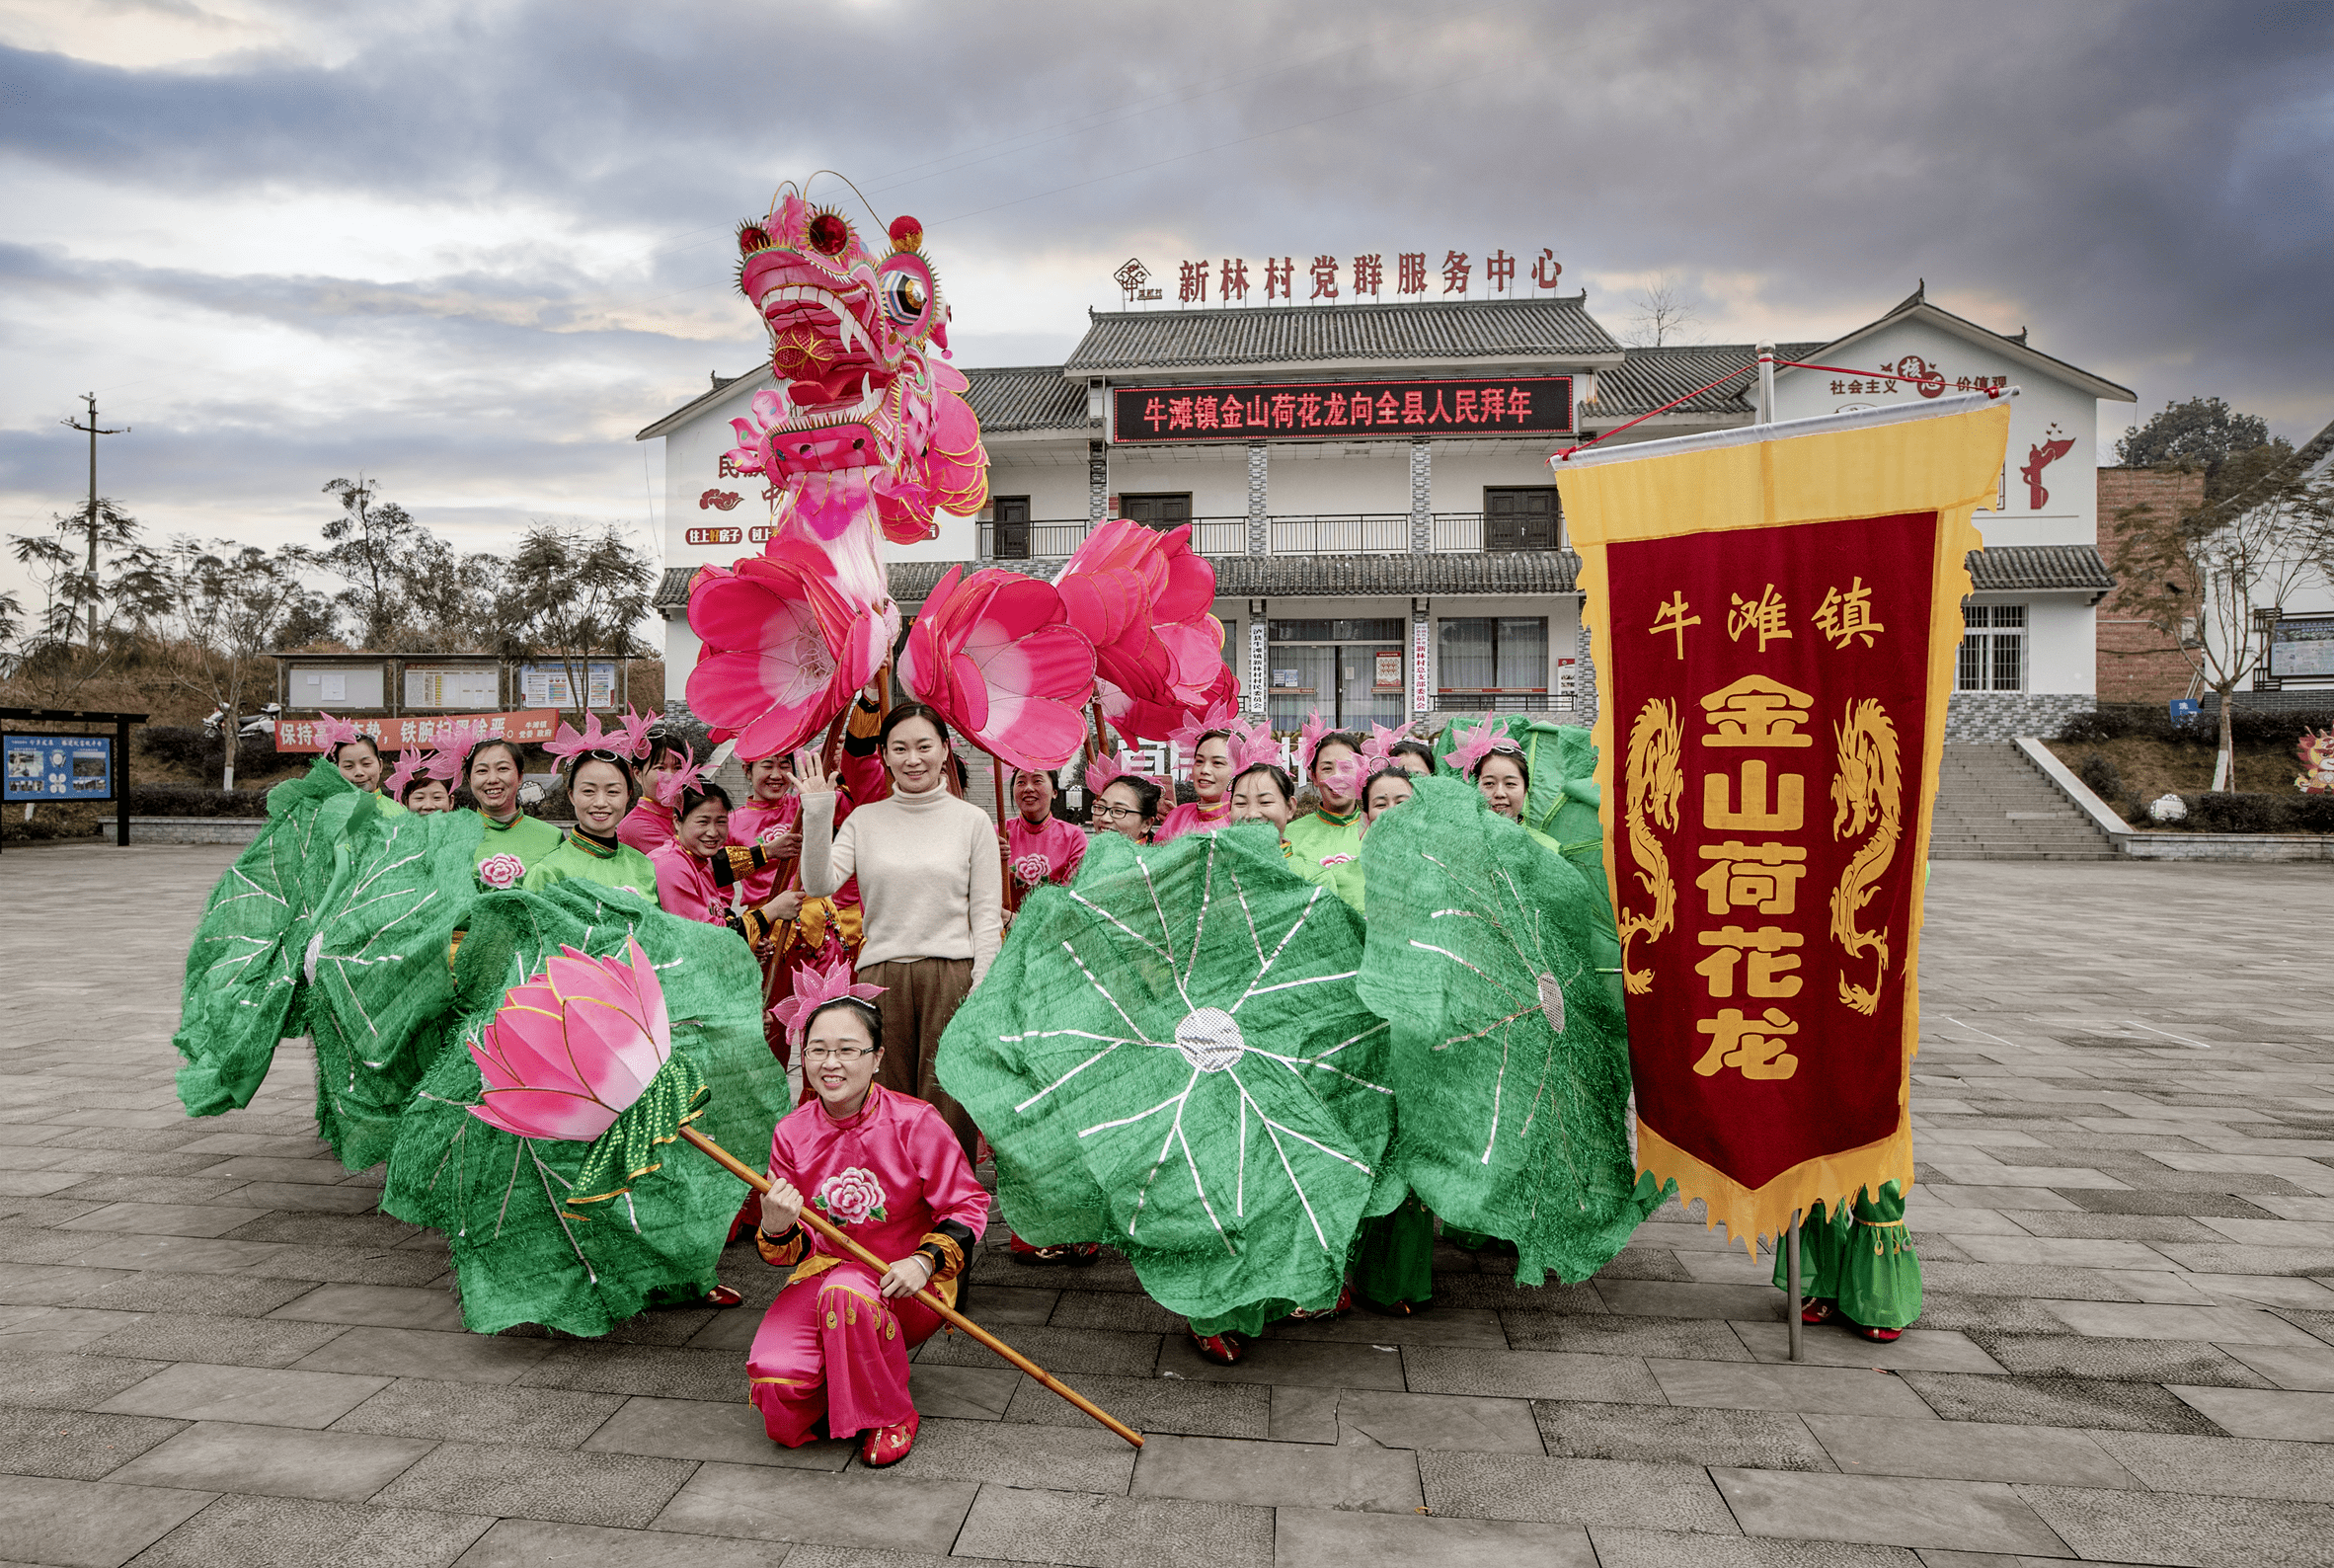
[{"xmin": 801, "ymin": 785, "xmax": 1002, "ymax": 983}]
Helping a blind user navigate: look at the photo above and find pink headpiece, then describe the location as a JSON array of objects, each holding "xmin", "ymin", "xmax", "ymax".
[
  {"xmin": 1084, "ymin": 749, "xmax": 1161, "ymax": 797},
  {"xmin": 544, "ymin": 712, "xmax": 618, "ymax": 761},
  {"xmin": 1227, "ymin": 719, "xmax": 1283, "ymax": 776},
  {"xmin": 383, "ymin": 749, "xmax": 426, "ymax": 798},
  {"xmin": 615, "ymin": 706, "xmax": 661, "ymax": 760},
  {"xmin": 424, "ymin": 720, "xmax": 483, "ymax": 783},
  {"xmin": 767, "ymin": 958, "xmax": 887, "ymax": 1047},
  {"xmin": 1166, "ymin": 692, "xmax": 1242, "ymax": 764},
  {"xmin": 314, "ymin": 711, "xmax": 362, "ymax": 749},
  {"xmin": 1445, "ymin": 718, "xmax": 1520, "ymax": 778},
  {"xmin": 649, "ymin": 742, "xmax": 710, "ymax": 808},
  {"xmin": 1356, "ymin": 722, "xmax": 1410, "ymax": 774}
]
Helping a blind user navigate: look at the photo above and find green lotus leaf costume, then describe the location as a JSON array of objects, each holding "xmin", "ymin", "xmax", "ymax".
[
  {"xmin": 939, "ymin": 824, "xmax": 1400, "ymax": 1331},
  {"xmin": 1356, "ymin": 775, "xmax": 1656, "ymax": 1285}
]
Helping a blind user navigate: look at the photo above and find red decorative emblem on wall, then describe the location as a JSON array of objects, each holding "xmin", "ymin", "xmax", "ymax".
[
  {"xmin": 2019, "ymin": 425, "xmax": 2074, "ymax": 510},
  {"xmin": 699, "ymin": 489, "xmax": 743, "ymax": 511}
]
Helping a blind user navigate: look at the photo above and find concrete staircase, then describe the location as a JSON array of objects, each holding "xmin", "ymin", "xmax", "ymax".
[{"xmin": 1929, "ymin": 744, "xmax": 2117, "ymax": 860}]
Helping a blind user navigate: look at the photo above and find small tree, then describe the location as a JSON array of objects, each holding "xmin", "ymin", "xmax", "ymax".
[
  {"xmin": 2113, "ymin": 441, "xmax": 2331, "ymax": 791},
  {"xmin": 8, "ymin": 499, "xmax": 142, "ymax": 653},
  {"xmin": 397, "ymin": 533, "xmax": 507, "ymax": 652},
  {"xmin": 158, "ymin": 539, "xmax": 322, "ymax": 789},
  {"xmin": 499, "ymin": 522, "xmax": 654, "ymax": 720},
  {"xmin": 1625, "ymin": 274, "xmax": 1700, "ymax": 349},
  {"xmin": 320, "ymin": 476, "xmax": 423, "ymax": 650},
  {"xmin": 2116, "ymin": 397, "xmax": 2287, "ymax": 499}
]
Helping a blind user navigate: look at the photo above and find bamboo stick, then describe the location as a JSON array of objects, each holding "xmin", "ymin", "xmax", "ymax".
[
  {"xmin": 677, "ymin": 1124, "xmax": 1142, "ymax": 1449},
  {"xmin": 991, "ymin": 753, "xmax": 1020, "ymax": 915}
]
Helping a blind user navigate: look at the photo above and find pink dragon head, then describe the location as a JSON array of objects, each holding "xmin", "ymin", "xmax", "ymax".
[{"xmin": 725, "ymin": 193, "xmax": 987, "ymax": 547}]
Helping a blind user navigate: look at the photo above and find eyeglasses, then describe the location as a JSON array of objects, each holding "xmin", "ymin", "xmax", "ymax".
[
  {"xmin": 802, "ymin": 1045, "xmax": 877, "ymax": 1062},
  {"xmin": 1093, "ymin": 803, "xmax": 1147, "ymax": 822}
]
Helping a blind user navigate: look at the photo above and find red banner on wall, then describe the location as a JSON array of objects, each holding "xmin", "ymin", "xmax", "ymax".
[
  {"xmin": 1556, "ymin": 396, "xmax": 2010, "ymax": 1245},
  {"xmin": 275, "ymin": 709, "xmax": 560, "ymax": 753}
]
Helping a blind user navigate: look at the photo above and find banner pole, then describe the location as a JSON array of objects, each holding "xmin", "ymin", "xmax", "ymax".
[
  {"xmin": 1756, "ymin": 340, "xmax": 1777, "ymax": 428},
  {"xmin": 1786, "ymin": 1209, "xmax": 1805, "ymax": 1363}
]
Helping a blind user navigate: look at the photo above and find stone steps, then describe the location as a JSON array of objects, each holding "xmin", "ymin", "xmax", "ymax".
[{"xmin": 1928, "ymin": 743, "xmax": 2116, "ymax": 861}]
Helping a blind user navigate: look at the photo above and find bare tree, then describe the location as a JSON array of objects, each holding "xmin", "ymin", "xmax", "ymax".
[
  {"xmin": 2113, "ymin": 438, "xmax": 2332, "ymax": 791},
  {"xmin": 155, "ymin": 538, "xmax": 323, "ymax": 789},
  {"xmin": 499, "ymin": 522, "xmax": 655, "ymax": 720},
  {"xmin": 8, "ymin": 499, "xmax": 142, "ymax": 653},
  {"xmin": 1625, "ymin": 274, "xmax": 1701, "ymax": 349}
]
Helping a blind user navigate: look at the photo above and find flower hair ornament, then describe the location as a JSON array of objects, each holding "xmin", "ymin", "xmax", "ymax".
[
  {"xmin": 1356, "ymin": 722, "xmax": 1411, "ymax": 775},
  {"xmin": 1084, "ymin": 749, "xmax": 1161, "ymax": 798},
  {"xmin": 1227, "ymin": 721, "xmax": 1284, "ymax": 776},
  {"xmin": 1445, "ymin": 718, "xmax": 1522, "ymax": 778},
  {"xmin": 650, "ymin": 743, "xmax": 711, "ymax": 808},
  {"xmin": 1166, "ymin": 692, "xmax": 1243, "ymax": 767},
  {"xmin": 1296, "ymin": 709, "xmax": 1331, "ymax": 774},
  {"xmin": 424, "ymin": 720, "xmax": 484, "ymax": 783},
  {"xmin": 383, "ymin": 749, "xmax": 426, "ymax": 798},
  {"xmin": 544, "ymin": 712, "xmax": 619, "ymax": 762},
  {"xmin": 615, "ymin": 706, "xmax": 662, "ymax": 761},
  {"xmin": 768, "ymin": 958, "xmax": 887, "ymax": 1047},
  {"xmin": 314, "ymin": 711, "xmax": 363, "ymax": 750}
]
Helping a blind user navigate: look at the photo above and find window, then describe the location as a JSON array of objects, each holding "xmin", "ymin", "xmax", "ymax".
[
  {"xmin": 1267, "ymin": 619, "xmax": 1404, "ymax": 730},
  {"xmin": 1483, "ymin": 487, "xmax": 1560, "ymax": 551},
  {"xmin": 1121, "ymin": 493, "xmax": 1192, "ymax": 528},
  {"xmin": 990, "ymin": 496, "xmax": 1031, "ymax": 560},
  {"xmin": 1957, "ymin": 604, "xmax": 2025, "ymax": 691},
  {"xmin": 1438, "ymin": 617, "xmax": 1548, "ymax": 694}
]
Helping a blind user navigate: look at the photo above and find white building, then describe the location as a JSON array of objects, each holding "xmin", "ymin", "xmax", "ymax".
[{"xmin": 638, "ymin": 283, "xmax": 2134, "ymax": 742}]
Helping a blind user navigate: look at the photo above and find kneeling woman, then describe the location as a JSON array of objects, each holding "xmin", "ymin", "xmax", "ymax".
[{"xmin": 748, "ymin": 984, "xmax": 987, "ymax": 1465}]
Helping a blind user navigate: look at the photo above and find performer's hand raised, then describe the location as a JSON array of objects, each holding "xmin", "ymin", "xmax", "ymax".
[
  {"xmin": 880, "ymin": 1252, "xmax": 936, "ymax": 1300},
  {"xmin": 758, "ymin": 1176, "xmax": 804, "ymax": 1235},
  {"xmin": 760, "ymin": 889, "xmax": 804, "ymax": 922},
  {"xmin": 794, "ymin": 751, "xmax": 837, "ymax": 798}
]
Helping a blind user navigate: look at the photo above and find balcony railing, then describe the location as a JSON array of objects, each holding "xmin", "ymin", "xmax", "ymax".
[{"xmin": 974, "ymin": 513, "xmax": 1558, "ymax": 561}]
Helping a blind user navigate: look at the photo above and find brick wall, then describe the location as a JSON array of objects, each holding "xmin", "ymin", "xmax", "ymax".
[{"xmin": 2096, "ymin": 466, "xmax": 2206, "ymax": 704}]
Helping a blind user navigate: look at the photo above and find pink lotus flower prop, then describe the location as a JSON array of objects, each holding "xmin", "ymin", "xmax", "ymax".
[
  {"xmin": 686, "ymin": 544, "xmax": 885, "ymax": 760},
  {"xmin": 767, "ymin": 958, "xmax": 886, "ymax": 1048},
  {"xmin": 898, "ymin": 565, "xmax": 1096, "ymax": 769},
  {"xmin": 468, "ymin": 937, "xmax": 673, "ymax": 1142}
]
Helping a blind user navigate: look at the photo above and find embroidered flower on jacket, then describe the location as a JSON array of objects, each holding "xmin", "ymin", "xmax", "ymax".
[
  {"xmin": 814, "ymin": 1166, "xmax": 888, "ymax": 1224},
  {"xmin": 477, "ymin": 852, "xmax": 526, "ymax": 890},
  {"xmin": 1011, "ymin": 852, "xmax": 1052, "ymax": 887},
  {"xmin": 1320, "ymin": 852, "xmax": 1357, "ymax": 866}
]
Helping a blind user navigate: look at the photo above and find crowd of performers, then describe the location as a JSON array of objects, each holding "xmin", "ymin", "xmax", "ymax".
[{"xmin": 184, "ymin": 697, "xmax": 1921, "ymax": 1469}]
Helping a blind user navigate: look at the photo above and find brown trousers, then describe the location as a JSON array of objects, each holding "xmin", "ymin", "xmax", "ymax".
[{"xmin": 858, "ymin": 957, "xmax": 978, "ymax": 1165}]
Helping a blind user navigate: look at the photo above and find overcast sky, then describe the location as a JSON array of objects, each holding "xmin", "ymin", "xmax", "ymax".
[{"xmin": 4, "ymin": 0, "xmax": 2329, "ymax": 605}]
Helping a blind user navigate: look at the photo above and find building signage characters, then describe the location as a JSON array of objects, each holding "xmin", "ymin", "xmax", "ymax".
[
  {"xmin": 1114, "ymin": 376, "xmax": 1572, "ymax": 445},
  {"xmin": 274, "ymin": 710, "xmax": 562, "ymax": 754},
  {"xmin": 1120, "ymin": 247, "xmax": 1562, "ymax": 303}
]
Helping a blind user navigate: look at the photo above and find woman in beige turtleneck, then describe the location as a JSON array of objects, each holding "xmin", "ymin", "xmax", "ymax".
[{"xmin": 796, "ymin": 703, "xmax": 1001, "ymax": 1163}]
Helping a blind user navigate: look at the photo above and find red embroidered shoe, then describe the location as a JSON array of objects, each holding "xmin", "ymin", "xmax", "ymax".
[
  {"xmin": 1800, "ymin": 1298, "xmax": 1833, "ymax": 1326},
  {"xmin": 1189, "ymin": 1330, "xmax": 1245, "ymax": 1365},
  {"xmin": 702, "ymin": 1285, "xmax": 743, "ymax": 1308},
  {"xmin": 1856, "ymin": 1324, "xmax": 1903, "ymax": 1343},
  {"xmin": 1285, "ymin": 1283, "xmax": 1354, "ymax": 1321},
  {"xmin": 861, "ymin": 1411, "xmax": 919, "ymax": 1467}
]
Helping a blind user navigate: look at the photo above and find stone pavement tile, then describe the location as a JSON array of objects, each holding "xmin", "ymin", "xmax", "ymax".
[
  {"xmin": 1713, "ymin": 1470, "xmax": 2070, "ymax": 1557},
  {"xmin": 583, "ymin": 1393, "xmax": 851, "ymax": 1470},
  {"xmin": 225, "ymin": 1180, "xmax": 391, "ymax": 1214},
  {"xmin": 1269, "ymin": 1383, "xmax": 1339, "ymax": 1442},
  {"xmin": 94, "ymin": 1361, "xmax": 392, "ymax": 1428},
  {"xmin": 1048, "ymin": 1288, "xmax": 1181, "ymax": 1333},
  {"xmin": 186, "ymin": 1153, "xmax": 354, "ymax": 1185},
  {"xmin": 2065, "ymin": 1189, "xmax": 2288, "ymax": 1218},
  {"xmin": 2014, "ymin": 1484, "xmax": 2334, "ymax": 1568},
  {"xmin": 1335, "ymin": 1387, "xmax": 1543, "ymax": 1452},
  {"xmin": 1971, "ymin": 1333, "xmax": 2271, "ymax": 1385},
  {"xmin": 1133, "ymin": 1431, "xmax": 1421, "ymax": 1511},
  {"xmin": 1999, "ymin": 1212, "xmax": 2223, "ymax": 1243},
  {"xmin": 2193, "ymin": 1215, "xmax": 2334, "ymax": 1247},
  {"xmin": 290, "ymin": 1325, "xmax": 555, "ymax": 1385},
  {"xmin": 53, "ymin": 1201, "xmax": 272, "ymax": 1239},
  {"xmin": 1432, "ymin": 1274, "xmax": 1610, "ymax": 1313},
  {"xmin": 680, "ymin": 1304, "xmax": 761, "ymax": 1352},
  {"xmin": 951, "ymin": 1484, "xmax": 1272, "ymax": 1567},
  {"xmin": 2096, "ymin": 1268, "xmax": 2224, "ymax": 1303},
  {"xmin": 1533, "ymin": 1398, "xmax": 1831, "ymax": 1470},
  {"xmin": 0, "ymin": 1125, "xmax": 68, "ymax": 1148},
  {"xmin": 1732, "ymin": 1323, "xmax": 2006, "ymax": 1373},
  {"xmin": 652, "ymin": 1461, "xmax": 981, "ymax": 1550},
  {"xmin": 107, "ymin": 1419, "xmax": 434, "ymax": 1501},
  {"xmin": 0, "ymin": 1171, "xmax": 88, "ymax": 1198},
  {"xmin": 1902, "ymin": 1206, "xmax": 2033, "ymax": 1238},
  {"xmin": 1902, "ymin": 1294, "xmax": 2069, "ymax": 1338},
  {"xmin": 2246, "ymin": 1195, "xmax": 2334, "ymax": 1222},
  {"xmin": 1677, "ymin": 1250, "xmax": 1788, "ymax": 1286},
  {"xmin": 0, "ymin": 1262, "xmax": 134, "ymax": 1305},
  {"xmin": 1419, "ymin": 1450, "xmax": 1736, "ymax": 1531},
  {"xmin": 1165, "ymin": 1334, "xmax": 1406, "ymax": 1390},
  {"xmin": 330, "ymin": 1376, "xmax": 628, "ymax": 1447},
  {"xmin": 1404, "ymin": 1346, "xmax": 1663, "ymax": 1402},
  {"xmin": 906, "ymin": 1361, "xmax": 1020, "ymax": 1421},
  {"xmin": 2087, "ymin": 1431, "xmax": 2334, "ymax": 1502},
  {"xmin": 0, "ymin": 1305, "xmax": 150, "ymax": 1355},
  {"xmin": 0, "ymin": 1474, "xmax": 216, "ymax": 1568},
  {"xmin": 1895, "ymin": 1372, "xmax": 2221, "ymax": 1434},
  {"xmin": 924, "ymin": 1282, "xmax": 1052, "ymax": 1326},
  {"xmin": 51, "ymin": 1231, "xmax": 298, "ymax": 1278},
  {"xmin": 1598, "ymin": 1529, "xmax": 1923, "ymax": 1567},
  {"xmin": 857, "ymin": 1412, "xmax": 1135, "ymax": 1492},
  {"xmin": 1925, "ymin": 1188, "xmax": 2082, "ymax": 1214},
  {"xmin": 2167, "ymin": 1383, "xmax": 2334, "ymax": 1439},
  {"xmin": 512, "ymin": 1341, "xmax": 744, "ymax": 1402},
  {"xmin": 1597, "ymin": 1279, "xmax": 1783, "ymax": 1320},
  {"xmin": 48, "ymin": 1173, "xmax": 258, "ymax": 1206},
  {"xmin": 220, "ymin": 1211, "xmax": 422, "ymax": 1248},
  {"xmin": 81, "ymin": 1310, "xmax": 350, "ymax": 1370},
  {"xmin": 1922, "ymin": 1164, "xmax": 2129, "ymax": 1191},
  {"xmin": 1916, "ymin": 1264, "xmax": 2150, "ymax": 1302},
  {"xmin": 72, "ymin": 1269, "xmax": 317, "ymax": 1316},
  {"xmin": 0, "ymin": 1349, "xmax": 170, "ymax": 1410},
  {"xmin": 1802, "ymin": 1414, "xmax": 2139, "ymax": 1487},
  {"xmin": 1595, "ymin": 1246, "xmax": 1696, "ymax": 1282},
  {"xmin": 131, "ymin": 1493, "xmax": 494, "ymax": 1568},
  {"xmin": 1647, "ymin": 1359, "xmax": 1937, "ymax": 1419},
  {"xmin": 915, "ymin": 1323, "xmax": 1161, "ymax": 1377},
  {"xmin": 1002, "ymin": 1371, "xmax": 1271, "ymax": 1438},
  {"xmin": 2220, "ymin": 1341, "xmax": 2334, "ymax": 1390},
  {"xmin": 2154, "ymin": 1243, "xmax": 2334, "ymax": 1276},
  {"xmin": 1504, "ymin": 1311, "xmax": 1753, "ymax": 1361},
  {"xmin": 2039, "ymin": 1299, "xmax": 2318, "ymax": 1346},
  {"xmin": 776, "ymin": 1551, "xmax": 1022, "ymax": 1568},
  {"xmin": 268, "ymin": 1283, "xmax": 466, "ymax": 1331},
  {"xmin": 175, "ymin": 1131, "xmax": 333, "ymax": 1158},
  {"xmin": 0, "ymin": 1404, "xmax": 185, "ymax": 1479},
  {"xmin": 2281, "ymin": 1308, "xmax": 2334, "ymax": 1347},
  {"xmin": 1277, "ymin": 1507, "xmax": 1597, "ymax": 1568},
  {"xmin": 1270, "ymin": 1306, "xmax": 1508, "ymax": 1348},
  {"xmin": 2178, "ymin": 1273, "xmax": 2334, "ymax": 1309},
  {"xmin": 1912, "ymin": 1555, "xmax": 2142, "ymax": 1568},
  {"xmin": 1634, "ymin": 1219, "xmax": 1753, "ymax": 1253},
  {"xmin": 451, "ymin": 1519, "xmax": 793, "ymax": 1568},
  {"xmin": 373, "ymin": 1439, "xmax": 695, "ymax": 1529}
]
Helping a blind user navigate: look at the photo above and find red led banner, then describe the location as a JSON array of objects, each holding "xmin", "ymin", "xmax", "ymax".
[{"xmin": 1113, "ymin": 376, "xmax": 1572, "ymax": 443}]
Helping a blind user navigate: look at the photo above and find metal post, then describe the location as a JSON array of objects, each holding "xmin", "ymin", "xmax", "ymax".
[
  {"xmin": 1755, "ymin": 342, "xmax": 1777, "ymax": 428},
  {"xmin": 1785, "ymin": 1209, "xmax": 1805, "ymax": 1363},
  {"xmin": 116, "ymin": 716, "xmax": 131, "ymax": 847}
]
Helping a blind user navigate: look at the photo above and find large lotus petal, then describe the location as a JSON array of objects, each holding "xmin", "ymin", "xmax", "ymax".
[
  {"xmin": 466, "ymin": 939, "xmax": 670, "ymax": 1143},
  {"xmin": 471, "ymin": 1085, "xmax": 622, "ymax": 1142},
  {"xmin": 900, "ymin": 567, "xmax": 1095, "ymax": 769}
]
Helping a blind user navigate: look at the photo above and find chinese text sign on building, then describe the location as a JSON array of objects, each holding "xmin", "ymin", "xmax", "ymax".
[
  {"xmin": 3, "ymin": 734, "xmax": 113, "ymax": 802},
  {"xmin": 275, "ymin": 710, "xmax": 561, "ymax": 753},
  {"xmin": 1113, "ymin": 377, "xmax": 1572, "ymax": 445},
  {"xmin": 1557, "ymin": 397, "xmax": 2009, "ymax": 1246}
]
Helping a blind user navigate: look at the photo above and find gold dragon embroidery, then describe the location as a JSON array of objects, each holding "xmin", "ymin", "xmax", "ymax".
[
  {"xmin": 1828, "ymin": 698, "xmax": 1902, "ymax": 1015},
  {"xmin": 1617, "ymin": 698, "xmax": 1684, "ymax": 994}
]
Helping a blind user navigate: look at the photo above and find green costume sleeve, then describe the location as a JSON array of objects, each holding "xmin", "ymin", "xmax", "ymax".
[{"xmin": 378, "ymin": 881, "xmax": 787, "ymax": 1337}]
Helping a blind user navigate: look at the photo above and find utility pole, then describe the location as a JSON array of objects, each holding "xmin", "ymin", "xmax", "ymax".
[{"xmin": 62, "ymin": 393, "xmax": 127, "ymax": 647}]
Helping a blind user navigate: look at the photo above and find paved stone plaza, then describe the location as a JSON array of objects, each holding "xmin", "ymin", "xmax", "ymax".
[{"xmin": 1, "ymin": 843, "xmax": 2331, "ymax": 1567}]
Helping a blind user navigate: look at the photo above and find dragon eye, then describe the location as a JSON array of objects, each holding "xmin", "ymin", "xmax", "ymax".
[
  {"xmin": 876, "ymin": 253, "xmax": 936, "ymax": 335},
  {"xmin": 806, "ymin": 210, "xmax": 852, "ymax": 257}
]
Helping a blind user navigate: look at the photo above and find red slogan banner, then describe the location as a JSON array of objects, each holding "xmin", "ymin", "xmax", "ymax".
[
  {"xmin": 1113, "ymin": 376, "xmax": 1572, "ymax": 444},
  {"xmin": 275, "ymin": 709, "xmax": 560, "ymax": 753}
]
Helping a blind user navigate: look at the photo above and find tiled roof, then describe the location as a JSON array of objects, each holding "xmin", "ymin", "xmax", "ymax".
[
  {"xmin": 963, "ymin": 367, "xmax": 1088, "ymax": 431},
  {"xmin": 653, "ymin": 566, "xmax": 695, "ymax": 608},
  {"xmin": 887, "ymin": 552, "xmax": 1580, "ymax": 604},
  {"xmin": 1590, "ymin": 343, "xmax": 1825, "ymax": 419},
  {"xmin": 1966, "ymin": 544, "xmax": 2116, "ymax": 593},
  {"xmin": 1064, "ymin": 296, "xmax": 1623, "ymax": 373}
]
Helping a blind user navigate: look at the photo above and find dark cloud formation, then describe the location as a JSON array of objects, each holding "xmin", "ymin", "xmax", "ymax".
[{"xmin": 2, "ymin": 0, "xmax": 2328, "ymax": 584}]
